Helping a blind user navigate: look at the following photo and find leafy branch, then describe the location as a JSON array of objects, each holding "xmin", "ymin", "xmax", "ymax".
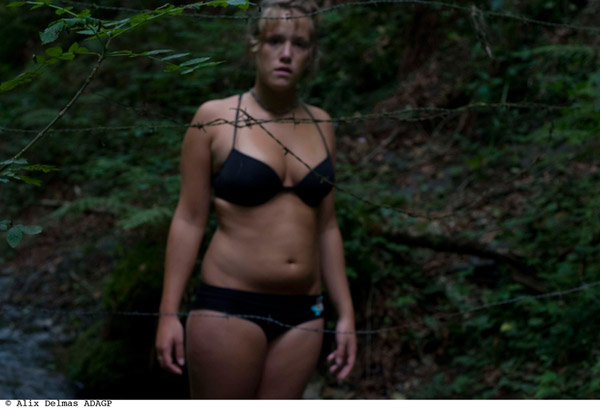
[{"xmin": 0, "ymin": 0, "xmax": 250, "ymax": 247}]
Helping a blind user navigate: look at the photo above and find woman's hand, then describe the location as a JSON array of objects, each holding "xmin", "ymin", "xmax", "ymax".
[
  {"xmin": 327, "ymin": 317, "xmax": 356, "ymax": 380},
  {"xmin": 155, "ymin": 315, "xmax": 185, "ymax": 375}
]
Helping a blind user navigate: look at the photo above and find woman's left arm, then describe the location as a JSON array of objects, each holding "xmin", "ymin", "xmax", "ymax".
[{"xmin": 317, "ymin": 109, "xmax": 356, "ymax": 380}]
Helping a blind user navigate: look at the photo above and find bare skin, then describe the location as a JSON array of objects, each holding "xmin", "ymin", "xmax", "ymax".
[{"xmin": 155, "ymin": 8, "xmax": 356, "ymax": 399}]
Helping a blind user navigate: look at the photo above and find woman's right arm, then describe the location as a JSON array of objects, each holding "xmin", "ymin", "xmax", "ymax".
[{"xmin": 155, "ymin": 103, "xmax": 214, "ymax": 375}]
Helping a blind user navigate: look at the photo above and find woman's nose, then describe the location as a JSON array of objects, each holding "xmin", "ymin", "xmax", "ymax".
[{"xmin": 280, "ymin": 41, "xmax": 292, "ymax": 61}]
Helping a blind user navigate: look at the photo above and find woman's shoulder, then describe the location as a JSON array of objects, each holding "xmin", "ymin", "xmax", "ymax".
[
  {"xmin": 195, "ymin": 94, "xmax": 241, "ymax": 120},
  {"xmin": 186, "ymin": 95, "xmax": 241, "ymax": 147},
  {"xmin": 302, "ymin": 102, "xmax": 331, "ymax": 121}
]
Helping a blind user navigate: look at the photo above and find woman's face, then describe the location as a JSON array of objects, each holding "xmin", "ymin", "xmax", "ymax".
[{"xmin": 254, "ymin": 10, "xmax": 313, "ymax": 91}]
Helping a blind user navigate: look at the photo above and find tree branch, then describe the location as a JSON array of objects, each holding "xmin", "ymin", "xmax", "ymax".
[
  {"xmin": 1, "ymin": 46, "xmax": 108, "ymax": 174},
  {"xmin": 377, "ymin": 227, "xmax": 546, "ymax": 292}
]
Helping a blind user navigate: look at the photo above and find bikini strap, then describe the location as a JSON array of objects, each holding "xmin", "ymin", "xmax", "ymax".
[
  {"xmin": 301, "ymin": 102, "xmax": 330, "ymax": 156},
  {"xmin": 232, "ymin": 93, "xmax": 244, "ymax": 148}
]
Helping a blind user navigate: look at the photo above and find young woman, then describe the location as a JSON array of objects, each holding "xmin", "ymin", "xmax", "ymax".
[{"xmin": 155, "ymin": 0, "xmax": 356, "ymax": 398}]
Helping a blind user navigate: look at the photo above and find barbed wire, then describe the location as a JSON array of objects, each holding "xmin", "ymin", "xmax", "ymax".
[
  {"xmin": 0, "ymin": 102, "xmax": 572, "ymax": 136},
  {"xmin": 0, "ymin": 100, "xmax": 570, "ymax": 220},
  {"xmin": 52, "ymin": 0, "xmax": 600, "ymax": 33},
  {"xmin": 2, "ymin": 280, "xmax": 599, "ymax": 336},
  {"xmin": 237, "ymin": 108, "xmax": 429, "ymax": 218}
]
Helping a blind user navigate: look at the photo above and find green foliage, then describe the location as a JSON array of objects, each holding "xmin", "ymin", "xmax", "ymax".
[
  {"xmin": 1, "ymin": 0, "xmax": 250, "ymax": 93},
  {"xmin": 4, "ymin": 223, "xmax": 42, "ymax": 247}
]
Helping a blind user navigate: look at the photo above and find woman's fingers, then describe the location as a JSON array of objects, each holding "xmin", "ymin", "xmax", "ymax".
[
  {"xmin": 327, "ymin": 350, "xmax": 341, "ymax": 374},
  {"xmin": 327, "ymin": 335, "xmax": 356, "ymax": 379},
  {"xmin": 336, "ymin": 337, "xmax": 356, "ymax": 379},
  {"xmin": 175, "ymin": 338, "xmax": 185, "ymax": 367},
  {"xmin": 335, "ymin": 336, "xmax": 347, "ymax": 366},
  {"xmin": 158, "ymin": 342, "xmax": 183, "ymax": 375},
  {"xmin": 156, "ymin": 317, "xmax": 184, "ymax": 375}
]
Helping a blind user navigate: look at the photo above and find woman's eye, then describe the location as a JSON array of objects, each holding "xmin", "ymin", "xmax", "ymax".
[
  {"xmin": 267, "ymin": 37, "xmax": 283, "ymax": 46},
  {"xmin": 294, "ymin": 41, "xmax": 309, "ymax": 49}
]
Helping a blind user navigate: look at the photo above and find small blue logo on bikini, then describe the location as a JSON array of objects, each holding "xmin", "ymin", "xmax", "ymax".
[{"xmin": 311, "ymin": 296, "xmax": 324, "ymax": 317}]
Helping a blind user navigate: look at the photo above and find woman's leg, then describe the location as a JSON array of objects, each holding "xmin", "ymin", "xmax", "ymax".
[
  {"xmin": 255, "ymin": 318, "xmax": 324, "ymax": 399},
  {"xmin": 186, "ymin": 309, "xmax": 269, "ymax": 399}
]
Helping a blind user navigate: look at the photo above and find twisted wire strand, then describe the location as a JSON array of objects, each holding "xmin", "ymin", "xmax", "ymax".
[
  {"xmin": 0, "ymin": 102, "xmax": 572, "ymax": 136},
  {"xmin": 2, "ymin": 280, "xmax": 599, "ymax": 335},
  {"xmin": 0, "ymin": 101, "xmax": 569, "ymax": 220},
  {"xmin": 51, "ymin": 0, "xmax": 600, "ymax": 33}
]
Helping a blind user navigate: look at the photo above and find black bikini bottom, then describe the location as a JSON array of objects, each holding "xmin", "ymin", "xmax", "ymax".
[{"xmin": 190, "ymin": 283, "xmax": 324, "ymax": 342}]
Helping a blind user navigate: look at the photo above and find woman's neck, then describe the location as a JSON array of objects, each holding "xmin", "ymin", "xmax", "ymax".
[{"xmin": 251, "ymin": 81, "xmax": 299, "ymax": 115}]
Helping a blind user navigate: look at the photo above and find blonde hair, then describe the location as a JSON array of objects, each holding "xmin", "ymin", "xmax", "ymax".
[{"xmin": 247, "ymin": 0, "xmax": 319, "ymax": 64}]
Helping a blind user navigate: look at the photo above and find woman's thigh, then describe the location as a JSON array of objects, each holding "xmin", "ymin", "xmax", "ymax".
[
  {"xmin": 186, "ymin": 309, "xmax": 268, "ymax": 399},
  {"xmin": 255, "ymin": 318, "xmax": 324, "ymax": 399}
]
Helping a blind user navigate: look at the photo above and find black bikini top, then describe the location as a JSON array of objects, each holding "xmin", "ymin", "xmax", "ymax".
[{"xmin": 212, "ymin": 94, "xmax": 335, "ymax": 207}]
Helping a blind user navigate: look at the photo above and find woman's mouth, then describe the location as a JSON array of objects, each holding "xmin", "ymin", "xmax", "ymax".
[{"xmin": 274, "ymin": 67, "xmax": 292, "ymax": 76}]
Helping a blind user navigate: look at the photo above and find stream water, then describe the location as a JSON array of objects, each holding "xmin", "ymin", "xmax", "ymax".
[{"xmin": 0, "ymin": 268, "xmax": 78, "ymax": 399}]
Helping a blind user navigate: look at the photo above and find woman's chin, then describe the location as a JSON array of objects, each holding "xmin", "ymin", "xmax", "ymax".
[{"xmin": 267, "ymin": 81, "xmax": 298, "ymax": 93}]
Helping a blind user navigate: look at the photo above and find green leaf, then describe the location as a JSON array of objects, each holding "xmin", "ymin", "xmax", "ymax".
[
  {"xmin": 103, "ymin": 18, "xmax": 129, "ymax": 28},
  {"xmin": 180, "ymin": 68, "xmax": 197, "ymax": 75},
  {"xmin": 180, "ymin": 57, "xmax": 210, "ymax": 67},
  {"xmin": 228, "ymin": 0, "xmax": 250, "ymax": 10},
  {"xmin": 161, "ymin": 53, "xmax": 190, "ymax": 61},
  {"xmin": 6, "ymin": 226, "xmax": 23, "ymax": 248},
  {"xmin": 7, "ymin": 1, "xmax": 27, "ymax": 7},
  {"xmin": 77, "ymin": 9, "xmax": 91, "ymax": 18},
  {"xmin": 58, "ymin": 52, "xmax": 75, "ymax": 60},
  {"xmin": 18, "ymin": 225, "xmax": 43, "ymax": 235},
  {"xmin": 206, "ymin": 0, "xmax": 250, "ymax": 10},
  {"xmin": 46, "ymin": 46, "xmax": 63, "ymax": 57},
  {"xmin": 23, "ymin": 164, "xmax": 59, "ymax": 173},
  {"xmin": 180, "ymin": 61, "xmax": 221, "ymax": 74},
  {"xmin": 35, "ymin": 55, "xmax": 46, "ymax": 64},
  {"xmin": 55, "ymin": 6, "xmax": 73, "ymax": 15},
  {"xmin": 0, "ymin": 159, "xmax": 27, "ymax": 166},
  {"xmin": 129, "ymin": 12, "xmax": 152, "ymax": 26},
  {"xmin": 166, "ymin": 7, "xmax": 183, "ymax": 15},
  {"xmin": 155, "ymin": 3, "xmax": 175, "ymax": 11},
  {"xmin": 5, "ymin": 224, "xmax": 43, "ymax": 248},
  {"xmin": 143, "ymin": 49, "xmax": 173, "ymax": 56},
  {"xmin": 16, "ymin": 175, "xmax": 42, "ymax": 186},
  {"xmin": 108, "ymin": 50, "xmax": 134, "ymax": 57},
  {"xmin": 164, "ymin": 64, "xmax": 180, "ymax": 72},
  {"xmin": 40, "ymin": 21, "xmax": 65, "ymax": 44},
  {"xmin": 63, "ymin": 18, "xmax": 87, "ymax": 27},
  {"xmin": 0, "ymin": 71, "xmax": 41, "ymax": 92},
  {"xmin": 68, "ymin": 42, "xmax": 79, "ymax": 53}
]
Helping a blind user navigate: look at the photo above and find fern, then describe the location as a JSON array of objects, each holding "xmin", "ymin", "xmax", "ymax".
[
  {"xmin": 51, "ymin": 196, "xmax": 134, "ymax": 218},
  {"xmin": 118, "ymin": 206, "xmax": 172, "ymax": 230}
]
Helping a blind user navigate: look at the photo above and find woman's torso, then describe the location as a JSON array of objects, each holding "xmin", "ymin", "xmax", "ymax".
[{"xmin": 200, "ymin": 93, "xmax": 333, "ymax": 295}]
